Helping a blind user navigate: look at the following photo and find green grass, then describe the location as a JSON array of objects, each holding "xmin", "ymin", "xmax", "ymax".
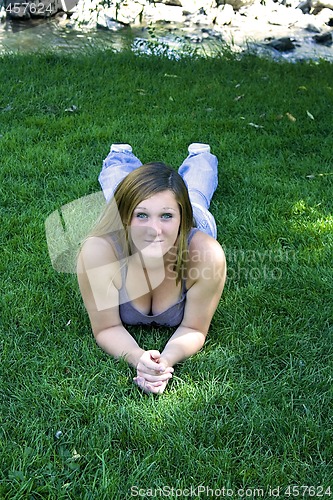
[{"xmin": 1, "ymin": 47, "xmax": 332, "ymax": 499}]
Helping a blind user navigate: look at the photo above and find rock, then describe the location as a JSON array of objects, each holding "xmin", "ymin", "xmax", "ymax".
[
  {"xmin": 267, "ymin": 2, "xmax": 305, "ymax": 25},
  {"xmin": 312, "ymin": 0, "xmax": 333, "ymax": 9},
  {"xmin": 313, "ymin": 6, "xmax": 333, "ymax": 22},
  {"xmin": 108, "ymin": 2, "xmax": 143, "ymax": 25},
  {"xmin": 239, "ymin": 0, "xmax": 269, "ymax": 20},
  {"xmin": 97, "ymin": 17, "xmax": 125, "ymax": 30},
  {"xmin": 158, "ymin": 0, "xmax": 182, "ymax": 5},
  {"xmin": 60, "ymin": 0, "xmax": 79, "ymax": 13},
  {"xmin": 214, "ymin": 3, "xmax": 235, "ymax": 25},
  {"xmin": 292, "ymin": 11, "xmax": 322, "ymax": 28},
  {"xmin": 304, "ymin": 21, "xmax": 322, "ymax": 31},
  {"xmin": 313, "ymin": 29, "xmax": 333, "ymax": 42},
  {"xmin": 285, "ymin": 0, "xmax": 304, "ymax": 7},
  {"xmin": 297, "ymin": 0, "xmax": 312, "ymax": 13},
  {"xmin": 224, "ymin": 0, "xmax": 255, "ymax": 10},
  {"xmin": 181, "ymin": 0, "xmax": 216, "ymax": 11},
  {"xmin": 143, "ymin": 3, "xmax": 184, "ymax": 23},
  {"xmin": 71, "ymin": 0, "xmax": 101, "ymax": 27},
  {"xmin": 216, "ymin": 0, "xmax": 255, "ymax": 8},
  {"xmin": 266, "ymin": 36, "xmax": 298, "ymax": 50},
  {"xmin": 183, "ymin": 10, "xmax": 215, "ymax": 26}
]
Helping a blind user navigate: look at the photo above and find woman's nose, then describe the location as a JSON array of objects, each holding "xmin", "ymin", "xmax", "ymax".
[{"xmin": 147, "ymin": 220, "xmax": 162, "ymax": 235}]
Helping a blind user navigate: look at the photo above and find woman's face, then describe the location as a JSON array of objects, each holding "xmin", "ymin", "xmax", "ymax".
[{"xmin": 129, "ymin": 190, "xmax": 181, "ymax": 258}]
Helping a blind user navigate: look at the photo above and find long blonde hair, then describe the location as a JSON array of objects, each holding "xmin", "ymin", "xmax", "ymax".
[{"xmin": 88, "ymin": 162, "xmax": 194, "ymax": 283}]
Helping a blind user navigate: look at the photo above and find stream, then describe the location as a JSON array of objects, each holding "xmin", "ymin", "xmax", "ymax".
[{"xmin": 0, "ymin": 13, "xmax": 333, "ymax": 62}]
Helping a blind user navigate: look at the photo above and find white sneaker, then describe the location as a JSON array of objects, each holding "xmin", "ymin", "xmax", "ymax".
[
  {"xmin": 110, "ymin": 143, "xmax": 133, "ymax": 153},
  {"xmin": 188, "ymin": 143, "xmax": 211, "ymax": 155}
]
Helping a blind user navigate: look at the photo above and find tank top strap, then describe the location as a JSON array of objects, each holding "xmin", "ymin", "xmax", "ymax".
[{"xmin": 188, "ymin": 227, "xmax": 200, "ymax": 245}]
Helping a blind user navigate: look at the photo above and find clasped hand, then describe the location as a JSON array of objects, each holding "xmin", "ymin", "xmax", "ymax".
[{"xmin": 133, "ymin": 350, "xmax": 174, "ymax": 394}]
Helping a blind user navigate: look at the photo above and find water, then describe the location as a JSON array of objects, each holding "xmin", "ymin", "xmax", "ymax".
[
  {"xmin": 0, "ymin": 16, "xmax": 233, "ymax": 59},
  {"xmin": 0, "ymin": 16, "xmax": 130, "ymax": 53},
  {"xmin": 0, "ymin": 12, "xmax": 332, "ymax": 62}
]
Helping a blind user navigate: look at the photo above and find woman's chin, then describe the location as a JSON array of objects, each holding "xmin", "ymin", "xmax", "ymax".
[
  {"xmin": 141, "ymin": 243, "xmax": 172, "ymax": 262},
  {"xmin": 131, "ymin": 240, "xmax": 174, "ymax": 264},
  {"xmin": 141, "ymin": 246, "xmax": 165, "ymax": 259}
]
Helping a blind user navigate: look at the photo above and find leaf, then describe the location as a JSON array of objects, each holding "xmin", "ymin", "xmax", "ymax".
[
  {"xmin": 8, "ymin": 470, "xmax": 25, "ymax": 482},
  {"xmin": 286, "ymin": 112, "xmax": 296, "ymax": 122},
  {"xmin": 65, "ymin": 105, "xmax": 78, "ymax": 112},
  {"xmin": 1, "ymin": 104, "xmax": 13, "ymax": 112},
  {"xmin": 306, "ymin": 110, "xmax": 315, "ymax": 120},
  {"xmin": 248, "ymin": 122, "xmax": 264, "ymax": 129},
  {"xmin": 67, "ymin": 461, "xmax": 80, "ymax": 471},
  {"xmin": 72, "ymin": 448, "xmax": 81, "ymax": 460}
]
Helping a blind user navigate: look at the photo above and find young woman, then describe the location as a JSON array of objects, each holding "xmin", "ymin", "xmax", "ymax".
[{"xmin": 77, "ymin": 143, "xmax": 226, "ymax": 394}]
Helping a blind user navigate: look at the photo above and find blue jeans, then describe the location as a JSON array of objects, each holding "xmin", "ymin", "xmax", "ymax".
[{"xmin": 98, "ymin": 147, "xmax": 218, "ymax": 239}]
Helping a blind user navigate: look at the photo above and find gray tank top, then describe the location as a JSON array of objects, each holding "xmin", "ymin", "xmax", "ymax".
[{"xmin": 118, "ymin": 228, "xmax": 199, "ymax": 327}]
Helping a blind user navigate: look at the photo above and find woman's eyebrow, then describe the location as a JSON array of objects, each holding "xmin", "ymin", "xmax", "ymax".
[{"xmin": 134, "ymin": 206, "xmax": 177, "ymax": 211}]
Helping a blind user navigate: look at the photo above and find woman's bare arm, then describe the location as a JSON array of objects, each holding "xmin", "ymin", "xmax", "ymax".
[
  {"xmin": 77, "ymin": 237, "xmax": 145, "ymax": 365},
  {"xmin": 77, "ymin": 237, "xmax": 173, "ymax": 390},
  {"xmin": 160, "ymin": 234, "xmax": 226, "ymax": 367}
]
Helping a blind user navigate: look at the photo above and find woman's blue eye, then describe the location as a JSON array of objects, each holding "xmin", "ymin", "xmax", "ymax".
[{"xmin": 135, "ymin": 212, "xmax": 172, "ymax": 220}]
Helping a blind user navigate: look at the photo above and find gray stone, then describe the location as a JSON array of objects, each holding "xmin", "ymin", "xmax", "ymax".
[
  {"xmin": 143, "ymin": 3, "xmax": 184, "ymax": 23},
  {"xmin": 214, "ymin": 4, "xmax": 235, "ymax": 25},
  {"xmin": 224, "ymin": 0, "xmax": 255, "ymax": 10},
  {"xmin": 297, "ymin": 0, "xmax": 312, "ymax": 13},
  {"xmin": 313, "ymin": 29, "xmax": 333, "ymax": 42},
  {"xmin": 158, "ymin": 0, "xmax": 183, "ymax": 6},
  {"xmin": 313, "ymin": 6, "xmax": 333, "ymax": 22},
  {"xmin": 304, "ymin": 22, "xmax": 322, "ymax": 31},
  {"xmin": 312, "ymin": 0, "xmax": 333, "ymax": 9},
  {"xmin": 266, "ymin": 36, "xmax": 298, "ymax": 50}
]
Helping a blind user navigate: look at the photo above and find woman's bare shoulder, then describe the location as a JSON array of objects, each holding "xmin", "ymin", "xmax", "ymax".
[
  {"xmin": 188, "ymin": 230, "xmax": 225, "ymax": 264},
  {"xmin": 77, "ymin": 236, "xmax": 119, "ymax": 272}
]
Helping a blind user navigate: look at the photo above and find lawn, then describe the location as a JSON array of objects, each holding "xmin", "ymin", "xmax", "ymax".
[{"xmin": 1, "ymin": 46, "xmax": 332, "ymax": 498}]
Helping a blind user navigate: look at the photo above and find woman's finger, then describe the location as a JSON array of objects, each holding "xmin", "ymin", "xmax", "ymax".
[
  {"xmin": 138, "ymin": 353, "xmax": 174, "ymax": 375},
  {"xmin": 133, "ymin": 377, "xmax": 169, "ymax": 395},
  {"xmin": 137, "ymin": 370, "xmax": 173, "ymax": 383}
]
